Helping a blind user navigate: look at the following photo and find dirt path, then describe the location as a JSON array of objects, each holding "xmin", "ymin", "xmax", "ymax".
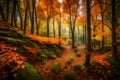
[
  {"xmin": 33, "ymin": 46, "xmax": 86, "ymax": 74},
  {"xmin": 33, "ymin": 46, "xmax": 111, "ymax": 80}
]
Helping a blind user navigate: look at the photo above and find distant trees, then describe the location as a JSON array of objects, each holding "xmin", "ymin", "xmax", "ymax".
[
  {"xmin": 0, "ymin": 0, "xmax": 119, "ymax": 55},
  {"xmin": 62, "ymin": 0, "xmax": 80, "ymax": 48}
]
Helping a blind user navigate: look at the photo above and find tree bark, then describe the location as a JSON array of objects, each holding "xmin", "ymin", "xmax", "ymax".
[
  {"xmin": 6, "ymin": 0, "xmax": 10, "ymax": 21},
  {"xmin": 111, "ymin": 0, "xmax": 118, "ymax": 60},
  {"xmin": 84, "ymin": 0, "xmax": 91, "ymax": 66},
  {"xmin": 17, "ymin": 0, "xmax": 23, "ymax": 30},
  {"xmin": 31, "ymin": 0, "xmax": 36, "ymax": 34},
  {"xmin": 0, "ymin": 3, "xmax": 5, "ymax": 21},
  {"xmin": 23, "ymin": 0, "xmax": 29, "ymax": 34}
]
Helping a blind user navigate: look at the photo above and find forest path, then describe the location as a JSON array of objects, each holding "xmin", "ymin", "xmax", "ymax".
[{"xmin": 33, "ymin": 45, "xmax": 86, "ymax": 74}]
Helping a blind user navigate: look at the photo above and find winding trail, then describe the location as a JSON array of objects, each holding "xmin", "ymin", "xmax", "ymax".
[
  {"xmin": 33, "ymin": 46, "xmax": 86, "ymax": 75},
  {"xmin": 33, "ymin": 46, "xmax": 111, "ymax": 80}
]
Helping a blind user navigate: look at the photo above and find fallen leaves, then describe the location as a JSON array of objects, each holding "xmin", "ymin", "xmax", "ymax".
[
  {"xmin": 0, "ymin": 42, "xmax": 25, "ymax": 79},
  {"xmin": 92, "ymin": 54, "xmax": 111, "ymax": 66},
  {"xmin": 23, "ymin": 46, "xmax": 41, "ymax": 60},
  {"xmin": 28, "ymin": 34, "xmax": 66, "ymax": 45}
]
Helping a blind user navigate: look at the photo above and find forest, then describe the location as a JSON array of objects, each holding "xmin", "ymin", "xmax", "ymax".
[{"xmin": 0, "ymin": 0, "xmax": 120, "ymax": 80}]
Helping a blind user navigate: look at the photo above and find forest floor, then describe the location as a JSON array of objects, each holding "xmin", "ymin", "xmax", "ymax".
[{"xmin": 33, "ymin": 45, "xmax": 110, "ymax": 80}]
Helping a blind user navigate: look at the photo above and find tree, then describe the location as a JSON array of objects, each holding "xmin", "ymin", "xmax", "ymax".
[
  {"xmin": 84, "ymin": 0, "xmax": 91, "ymax": 66},
  {"xmin": 111, "ymin": 0, "xmax": 118, "ymax": 60},
  {"xmin": 63, "ymin": 0, "xmax": 80, "ymax": 48},
  {"xmin": 23, "ymin": 0, "xmax": 29, "ymax": 34}
]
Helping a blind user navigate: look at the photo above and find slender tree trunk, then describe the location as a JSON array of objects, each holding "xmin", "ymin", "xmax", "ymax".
[
  {"xmin": 31, "ymin": 0, "xmax": 36, "ymax": 34},
  {"xmin": 47, "ymin": 16, "xmax": 50, "ymax": 37},
  {"xmin": 11, "ymin": 0, "xmax": 17, "ymax": 26},
  {"xmin": 71, "ymin": 31, "xmax": 75, "ymax": 48},
  {"xmin": 36, "ymin": 21, "xmax": 40, "ymax": 35},
  {"xmin": 23, "ymin": 0, "xmax": 29, "ymax": 34},
  {"xmin": 17, "ymin": 0, "xmax": 23, "ymax": 30},
  {"xmin": 0, "ymin": 3, "xmax": 5, "ymax": 21},
  {"xmin": 111, "ymin": 0, "xmax": 118, "ymax": 60},
  {"xmin": 59, "ymin": 11, "xmax": 61, "ymax": 47},
  {"xmin": 101, "ymin": 15, "xmax": 104, "ymax": 48},
  {"xmin": 84, "ymin": 0, "xmax": 91, "ymax": 66},
  {"xmin": 78, "ymin": 27, "xmax": 80, "ymax": 45},
  {"xmin": 84, "ymin": 24, "xmax": 87, "ymax": 45},
  {"xmin": 6, "ymin": 0, "xmax": 9, "ymax": 22},
  {"xmin": 93, "ymin": 25, "xmax": 96, "ymax": 48},
  {"xmin": 53, "ymin": 16, "xmax": 55, "ymax": 38},
  {"xmin": 35, "ymin": 7, "xmax": 40, "ymax": 35}
]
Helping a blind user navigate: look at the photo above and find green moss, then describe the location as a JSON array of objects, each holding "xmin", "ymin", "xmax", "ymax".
[
  {"xmin": 36, "ymin": 52, "xmax": 48, "ymax": 64},
  {"xmin": 75, "ymin": 51, "xmax": 81, "ymax": 57},
  {"xmin": 25, "ymin": 39, "xmax": 40, "ymax": 48},
  {"xmin": 52, "ymin": 48, "xmax": 61, "ymax": 57},
  {"xmin": 0, "ymin": 36, "xmax": 26, "ymax": 46},
  {"xmin": 51, "ymin": 62, "xmax": 62, "ymax": 74},
  {"xmin": 15, "ymin": 62, "xmax": 43, "ymax": 80},
  {"xmin": 74, "ymin": 64, "xmax": 84, "ymax": 71},
  {"xmin": 67, "ymin": 57, "xmax": 74, "ymax": 64},
  {"xmin": 74, "ymin": 49, "xmax": 81, "ymax": 57},
  {"xmin": 16, "ymin": 46, "xmax": 29, "ymax": 56},
  {"xmin": 0, "ymin": 27, "xmax": 26, "ymax": 39},
  {"xmin": 64, "ymin": 71, "xmax": 76, "ymax": 80}
]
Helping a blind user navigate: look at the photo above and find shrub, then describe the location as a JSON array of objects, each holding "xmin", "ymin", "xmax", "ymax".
[
  {"xmin": 99, "ymin": 46, "xmax": 111, "ymax": 53},
  {"xmin": 49, "ymin": 53, "xmax": 57, "ymax": 59},
  {"xmin": 36, "ymin": 52, "xmax": 48, "ymax": 64},
  {"xmin": 52, "ymin": 49, "xmax": 61, "ymax": 57},
  {"xmin": 74, "ymin": 49, "xmax": 81, "ymax": 57},
  {"xmin": 15, "ymin": 62, "xmax": 43, "ymax": 80},
  {"xmin": 64, "ymin": 71, "xmax": 76, "ymax": 80},
  {"xmin": 74, "ymin": 64, "xmax": 84, "ymax": 71},
  {"xmin": 51, "ymin": 62, "xmax": 62, "ymax": 74},
  {"xmin": 76, "ymin": 51, "xmax": 81, "ymax": 57},
  {"xmin": 67, "ymin": 57, "xmax": 74, "ymax": 64}
]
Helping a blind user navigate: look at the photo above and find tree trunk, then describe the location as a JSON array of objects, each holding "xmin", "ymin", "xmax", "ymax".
[
  {"xmin": 47, "ymin": 16, "xmax": 50, "ymax": 37},
  {"xmin": 59, "ymin": 11, "xmax": 61, "ymax": 47},
  {"xmin": 71, "ymin": 31, "xmax": 75, "ymax": 48},
  {"xmin": 111, "ymin": 0, "xmax": 118, "ymax": 60},
  {"xmin": 17, "ymin": 0, "xmax": 23, "ymax": 30},
  {"xmin": 6, "ymin": 0, "xmax": 9, "ymax": 21},
  {"xmin": 31, "ymin": 0, "xmax": 36, "ymax": 34},
  {"xmin": 0, "ymin": 3, "xmax": 5, "ymax": 21},
  {"xmin": 53, "ymin": 16, "xmax": 55, "ymax": 38},
  {"xmin": 101, "ymin": 15, "xmax": 104, "ymax": 48},
  {"xmin": 23, "ymin": 0, "xmax": 29, "ymax": 34},
  {"xmin": 84, "ymin": 0, "xmax": 91, "ymax": 66}
]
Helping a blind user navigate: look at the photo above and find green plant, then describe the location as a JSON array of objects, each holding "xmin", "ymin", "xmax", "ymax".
[
  {"xmin": 51, "ymin": 62, "xmax": 62, "ymax": 74},
  {"xmin": 64, "ymin": 71, "xmax": 76, "ymax": 80},
  {"xmin": 36, "ymin": 52, "xmax": 48, "ymax": 64},
  {"xmin": 74, "ymin": 64, "xmax": 84, "ymax": 71},
  {"xmin": 74, "ymin": 49, "xmax": 81, "ymax": 57},
  {"xmin": 67, "ymin": 57, "xmax": 74, "ymax": 64},
  {"xmin": 15, "ymin": 62, "xmax": 43, "ymax": 80},
  {"xmin": 76, "ymin": 51, "xmax": 81, "ymax": 57}
]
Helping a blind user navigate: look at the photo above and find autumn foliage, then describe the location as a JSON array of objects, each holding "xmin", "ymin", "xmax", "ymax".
[
  {"xmin": 92, "ymin": 54, "xmax": 111, "ymax": 66},
  {"xmin": 0, "ymin": 42, "xmax": 25, "ymax": 79},
  {"xmin": 23, "ymin": 46, "xmax": 41, "ymax": 60},
  {"xmin": 28, "ymin": 34, "xmax": 66, "ymax": 44}
]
